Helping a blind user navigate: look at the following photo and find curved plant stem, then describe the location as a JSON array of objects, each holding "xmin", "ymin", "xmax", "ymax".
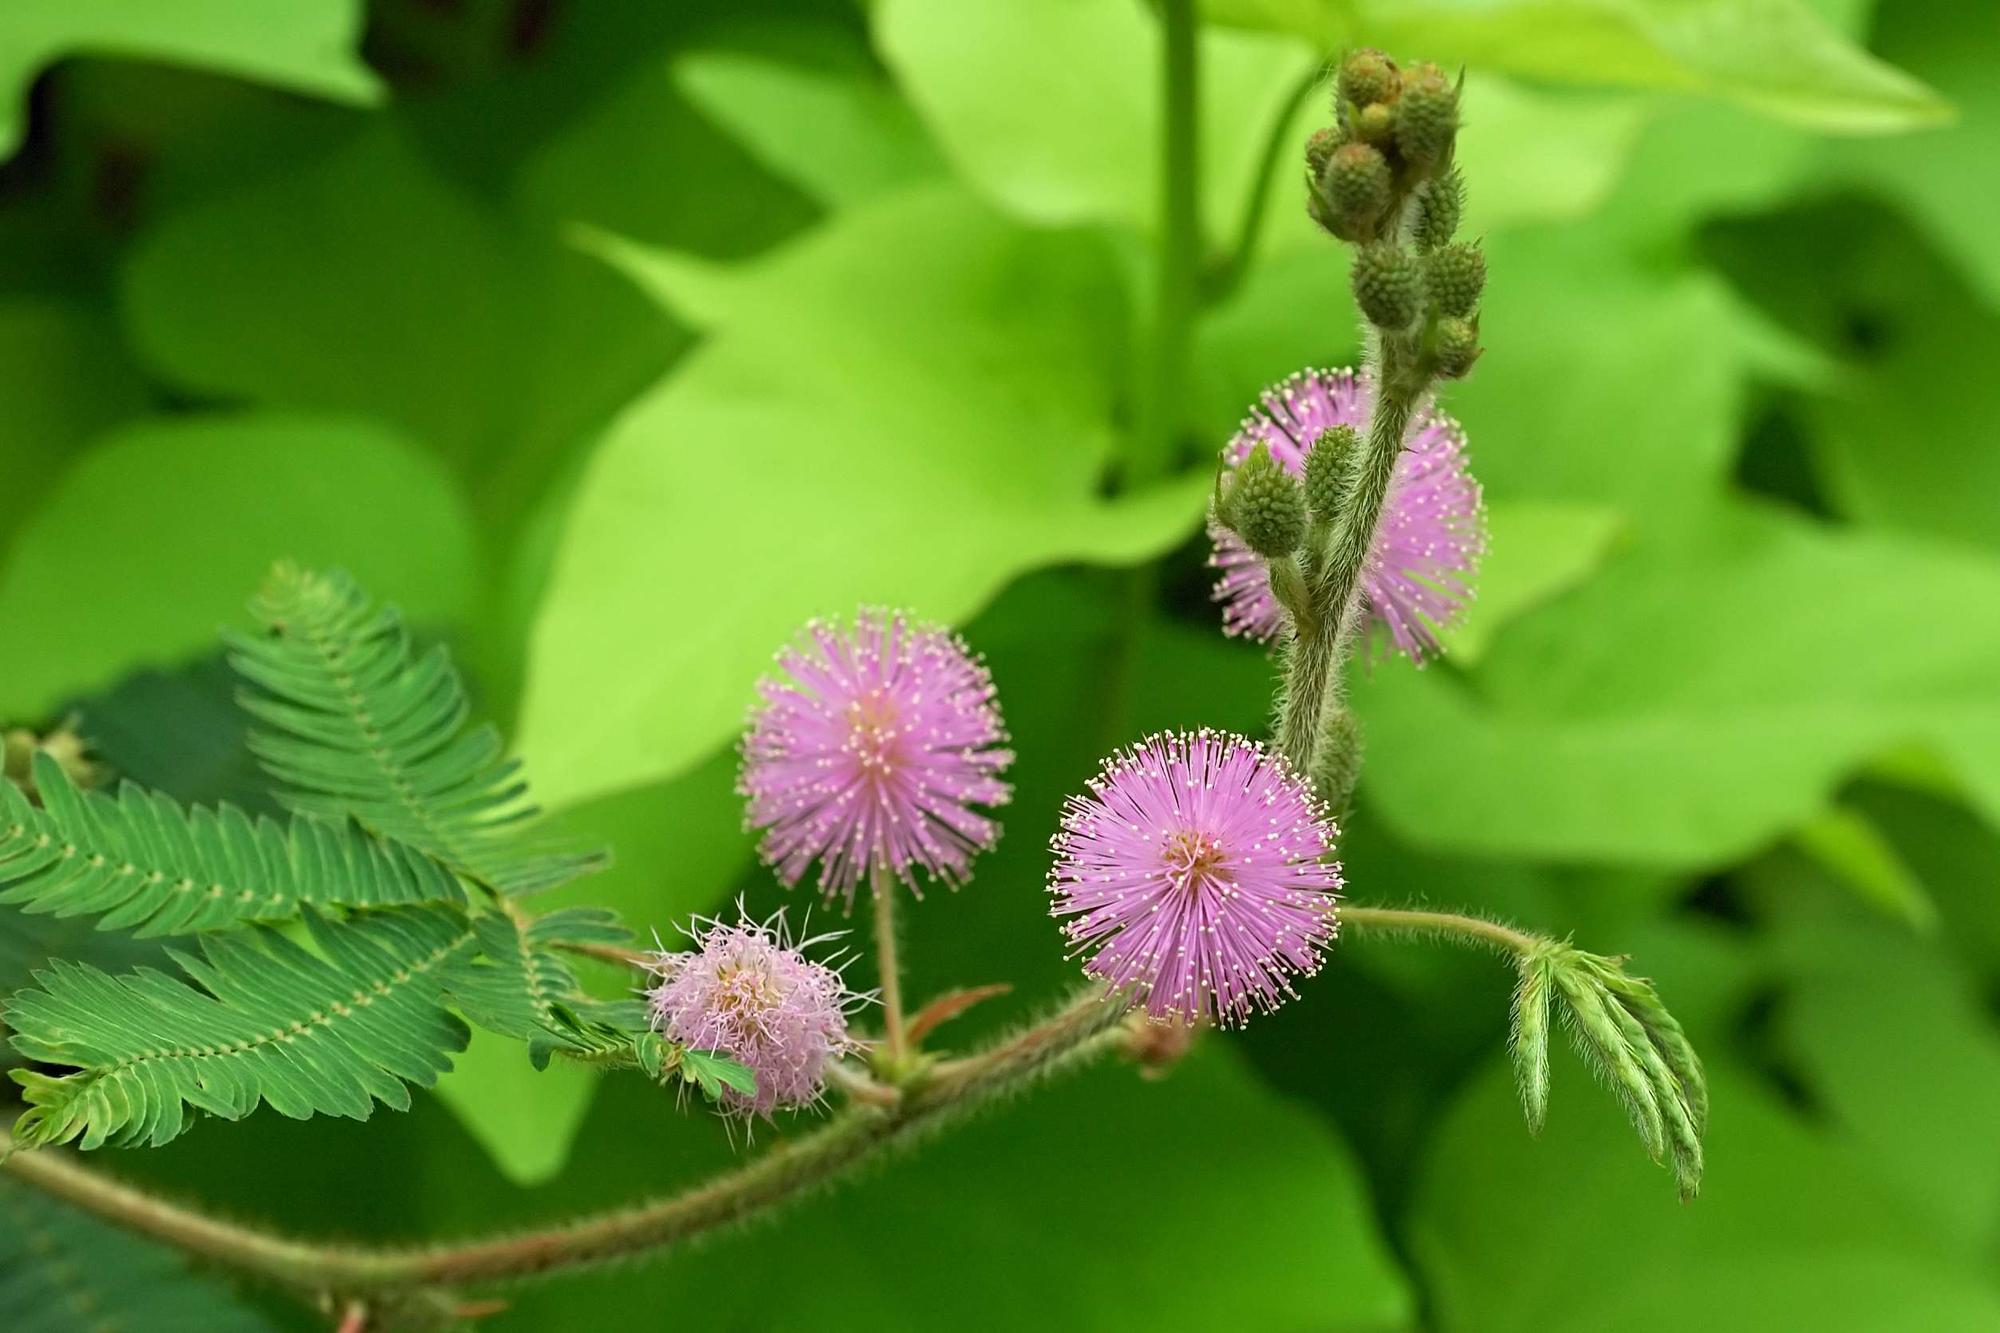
[
  {"xmin": 1214, "ymin": 65, "xmax": 1321, "ymax": 300},
  {"xmin": 870, "ymin": 864, "xmax": 909, "ymax": 1067},
  {"xmin": 1340, "ymin": 904, "xmax": 1539, "ymax": 957},
  {"xmin": 2, "ymin": 989, "xmax": 1131, "ymax": 1298}
]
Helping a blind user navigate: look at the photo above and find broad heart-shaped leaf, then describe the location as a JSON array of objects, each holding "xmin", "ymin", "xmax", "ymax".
[
  {"xmin": 0, "ymin": 412, "xmax": 474, "ymax": 723},
  {"xmin": 517, "ymin": 185, "xmax": 1209, "ymax": 810},
  {"xmin": 0, "ymin": 0, "xmax": 379, "ymax": 159},
  {"xmin": 231, "ymin": 566, "xmax": 602, "ymax": 896},
  {"xmin": 0, "ymin": 1178, "xmax": 274, "ymax": 1331},
  {"xmin": 450, "ymin": 1045, "xmax": 1414, "ymax": 1331},
  {"xmin": 1356, "ymin": 503, "xmax": 2000, "ymax": 864},
  {"xmin": 122, "ymin": 126, "xmax": 679, "ymax": 485},
  {"xmin": 874, "ymin": 0, "xmax": 1318, "ymax": 237},
  {"xmin": 1437, "ymin": 501, "xmax": 1625, "ymax": 666},
  {"xmin": 1203, "ymin": 0, "xmax": 1950, "ymax": 131},
  {"xmin": 0, "ymin": 752, "xmax": 464, "ymax": 936},
  {"xmin": 7, "ymin": 906, "xmax": 473, "ymax": 1151},
  {"xmin": 1409, "ymin": 1057, "xmax": 2000, "ymax": 1332}
]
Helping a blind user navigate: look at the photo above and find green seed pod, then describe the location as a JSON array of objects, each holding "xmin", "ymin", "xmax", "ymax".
[
  {"xmin": 1303, "ymin": 425, "xmax": 1357, "ymax": 522},
  {"xmin": 1354, "ymin": 102, "xmax": 1395, "ymax": 146},
  {"xmin": 1303, "ymin": 125, "xmax": 1344, "ymax": 183},
  {"xmin": 1323, "ymin": 142, "xmax": 1391, "ymax": 234},
  {"xmin": 1412, "ymin": 167, "xmax": 1464, "ymax": 250},
  {"xmin": 1352, "ymin": 243, "xmax": 1424, "ymax": 332},
  {"xmin": 1223, "ymin": 443, "xmax": 1307, "ymax": 558},
  {"xmin": 1337, "ymin": 47, "xmax": 1397, "ymax": 110},
  {"xmin": 1395, "ymin": 64, "xmax": 1458, "ymax": 166},
  {"xmin": 1426, "ymin": 242, "xmax": 1486, "ymax": 317},
  {"xmin": 1434, "ymin": 315, "xmax": 1482, "ymax": 378}
]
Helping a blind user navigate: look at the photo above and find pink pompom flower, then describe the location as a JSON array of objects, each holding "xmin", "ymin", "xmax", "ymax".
[
  {"xmin": 1209, "ymin": 366, "xmax": 1485, "ymax": 659},
  {"xmin": 1048, "ymin": 729, "xmax": 1342, "ymax": 1027},
  {"xmin": 645, "ymin": 907, "xmax": 864, "ymax": 1119},
  {"xmin": 742, "ymin": 609, "xmax": 1013, "ymax": 906}
]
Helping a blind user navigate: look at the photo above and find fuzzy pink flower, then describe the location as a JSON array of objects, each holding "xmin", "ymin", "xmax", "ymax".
[
  {"xmin": 645, "ymin": 909, "xmax": 863, "ymax": 1119},
  {"xmin": 741, "ymin": 609, "xmax": 1013, "ymax": 905},
  {"xmin": 1048, "ymin": 729, "xmax": 1341, "ymax": 1027},
  {"xmin": 1210, "ymin": 366, "xmax": 1485, "ymax": 659}
]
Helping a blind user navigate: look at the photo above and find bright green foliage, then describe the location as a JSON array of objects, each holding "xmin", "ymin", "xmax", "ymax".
[
  {"xmin": 6, "ymin": 906, "xmax": 473, "ymax": 1151},
  {"xmin": 0, "ymin": 1178, "xmax": 272, "ymax": 1331},
  {"xmin": 0, "ymin": 752, "xmax": 463, "ymax": 937},
  {"xmin": 232, "ymin": 565, "xmax": 602, "ymax": 895},
  {"xmin": 676, "ymin": 1048, "xmax": 759, "ymax": 1104},
  {"xmin": 443, "ymin": 908, "xmax": 648, "ymax": 1069},
  {"xmin": 1512, "ymin": 942, "xmax": 1707, "ymax": 1200}
]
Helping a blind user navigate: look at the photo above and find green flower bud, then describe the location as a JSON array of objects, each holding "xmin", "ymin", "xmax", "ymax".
[
  {"xmin": 1434, "ymin": 315, "xmax": 1482, "ymax": 378},
  {"xmin": 1337, "ymin": 48, "xmax": 1397, "ymax": 110},
  {"xmin": 1395, "ymin": 64, "xmax": 1458, "ymax": 166},
  {"xmin": 1412, "ymin": 167, "xmax": 1464, "ymax": 250},
  {"xmin": 1354, "ymin": 102, "xmax": 1395, "ymax": 146},
  {"xmin": 1352, "ymin": 243, "xmax": 1424, "ymax": 332},
  {"xmin": 1221, "ymin": 443, "xmax": 1307, "ymax": 558},
  {"xmin": 1303, "ymin": 126, "xmax": 1344, "ymax": 182},
  {"xmin": 1426, "ymin": 242, "xmax": 1485, "ymax": 317},
  {"xmin": 1323, "ymin": 142, "xmax": 1390, "ymax": 234},
  {"xmin": 1304, "ymin": 425, "xmax": 1358, "ymax": 522}
]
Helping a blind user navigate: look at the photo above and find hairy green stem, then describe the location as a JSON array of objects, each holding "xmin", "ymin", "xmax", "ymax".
[
  {"xmin": 2, "ymin": 990, "xmax": 1131, "ymax": 1297},
  {"xmin": 1277, "ymin": 338, "xmax": 1426, "ymax": 774},
  {"xmin": 870, "ymin": 864, "xmax": 909, "ymax": 1068},
  {"xmin": 1341, "ymin": 904, "xmax": 1540, "ymax": 957}
]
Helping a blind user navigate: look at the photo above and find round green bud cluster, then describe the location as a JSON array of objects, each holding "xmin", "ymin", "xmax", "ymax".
[
  {"xmin": 1434, "ymin": 316, "xmax": 1482, "ymax": 379},
  {"xmin": 1323, "ymin": 143, "xmax": 1390, "ymax": 234},
  {"xmin": 1304, "ymin": 426, "xmax": 1357, "ymax": 520},
  {"xmin": 1395, "ymin": 64, "xmax": 1458, "ymax": 166},
  {"xmin": 1412, "ymin": 168, "xmax": 1464, "ymax": 251},
  {"xmin": 1354, "ymin": 102, "xmax": 1395, "ymax": 145},
  {"xmin": 1353, "ymin": 243, "xmax": 1425, "ymax": 332},
  {"xmin": 1223, "ymin": 444, "xmax": 1307, "ymax": 558},
  {"xmin": 1426, "ymin": 242, "xmax": 1485, "ymax": 317},
  {"xmin": 1338, "ymin": 48, "xmax": 1398, "ymax": 109},
  {"xmin": 1304, "ymin": 126, "xmax": 1343, "ymax": 182}
]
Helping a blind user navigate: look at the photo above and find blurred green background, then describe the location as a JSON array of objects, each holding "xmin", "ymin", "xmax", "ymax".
[{"xmin": 3, "ymin": 1, "xmax": 1999, "ymax": 1329}]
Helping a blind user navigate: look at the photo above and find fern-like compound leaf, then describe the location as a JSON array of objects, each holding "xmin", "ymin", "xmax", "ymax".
[
  {"xmin": 229, "ymin": 565, "xmax": 603, "ymax": 896},
  {"xmin": 0, "ymin": 753, "xmax": 463, "ymax": 937},
  {"xmin": 443, "ymin": 908, "xmax": 649, "ymax": 1068},
  {"xmin": 5, "ymin": 907, "xmax": 473, "ymax": 1150}
]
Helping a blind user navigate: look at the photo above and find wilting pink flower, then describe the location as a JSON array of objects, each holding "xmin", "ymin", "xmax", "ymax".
[
  {"xmin": 742, "ymin": 609, "xmax": 1013, "ymax": 905},
  {"xmin": 1048, "ymin": 729, "xmax": 1341, "ymax": 1027},
  {"xmin": 645, "ymin": 909, "xmax": 863, "ymax": 1118},
  {"xmin": 1210, "ymin": 366, "xmax": 1484, "ymax": 659}
]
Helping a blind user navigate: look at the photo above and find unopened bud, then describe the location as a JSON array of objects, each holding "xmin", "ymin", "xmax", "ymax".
[
  {"xmin": 1412, "ymin": 168, "xmax": 1464, "ymax": 250},
  {"xmin": 1304, "ymin": 126, "xmax": 1344, "ymax": 182},
  {"xmin": 1354, "ymin": 102, "xmax": 1395, "ymax": 145},
  {"xmin": 1337, "ymin": 48, "xmax": 1398, "ymax": 110},
  {"xmin": 1220, "ymin": 443, "xmax": 1307, "ymax": 558},
  {"xmin": 1304, "ymin": 426, "xmax": 1357, "ymax": 521},
  {"xmin": 1434, "ymin": 316, "xmax": 1482, "ymax": 378},
  {"xmin": 1323, "ymin": 142, "xmax": 1390, "ymax": 234},
  {"xmin": 1352, "ymin": 243, "xmax": 1424, "ymax": 332},
  {"xmin": 1395, "ymin": 64, "xmax": 1458, "ymax": 166},
  {"xmin": 1426, "ymin": 242, "xmax": 1485, "ymax": 317}
]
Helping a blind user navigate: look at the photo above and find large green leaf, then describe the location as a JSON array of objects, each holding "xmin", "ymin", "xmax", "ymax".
[
  {"xmin": 122, "ymin": 127, "xmax": 679, "ymax": 487},
  {"xmin": 7, "ymin": 906, "xmax": 473, "ymax": 1150},
  {"xmin": 0, "ymin": 413, "xmax": 474, "ymax": 723},
  {"xmin": 874, "ymin": 0, "xmax": 1316, "ymax": 237},
  {"xmin": 517, "ymin": 185, "xmax": 1208, "ymax": 809},
  {"xmin": 0, "ymin": 1177, "xmax": 273, "ymax": 1331},
  {"xmin": 0, "ymin": 752, "xmax": 464, "ymax": 936},
  {"xmin": 1205, "ymin": 0, "xmax": 1950, "ymax": 131},
  {"xmin": 1357, "ymin": 504, "xmax": 2000, "ymax": 863},
  {"xmin": 1409, "ymin": 1058, "xmax": 2000, "ymax": 1331},
  {"xmin": 0, "ymin": 0, "xmax": 379, "ymax": 159},
  {"xmin": 231, "ymin": 566, "xmax": 600, "ymax": 896}
]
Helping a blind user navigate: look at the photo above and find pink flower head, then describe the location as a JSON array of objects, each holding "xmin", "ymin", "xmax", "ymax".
[
  {"xmin": 741, "ymin": 609, "xmax": 1013, "ymax": 905},
  {"xmin": 1210, "ymin": 367, "xmax": 1485, "ymax": 659},
  {"xmin": 645, "ymin": 908, "xmax": 863, "ymax": 1119},
  {"xmin": 1047, "ymin": 729, "xmax": 1342, "ymax": 1027}
]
